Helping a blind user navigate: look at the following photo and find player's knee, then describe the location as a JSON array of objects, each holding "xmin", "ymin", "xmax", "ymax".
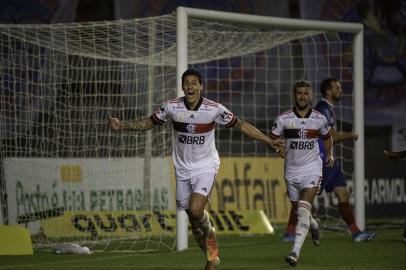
[{"xmin": 187, "ymin": 207, "xmax": 204, "ymax": 220}]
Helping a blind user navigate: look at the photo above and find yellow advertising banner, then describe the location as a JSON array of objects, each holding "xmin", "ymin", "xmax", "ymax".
[{"xmin": 41, "ymin": 210, "xmax": 273, "ymax": 238}]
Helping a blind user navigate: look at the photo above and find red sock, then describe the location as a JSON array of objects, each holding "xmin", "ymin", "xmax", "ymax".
[
  {"xmin": 338, "ymin": 202, "xmax": 360, "ymax": 234},
  {"xmin": 285, "ymin": 204, "xmax": 298, "ymax": 235}
]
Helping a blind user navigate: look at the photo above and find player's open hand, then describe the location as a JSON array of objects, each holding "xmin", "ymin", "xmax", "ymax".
[{"xmin": 108, "ymin": 118, "xmax": 121, "ymax": 130}]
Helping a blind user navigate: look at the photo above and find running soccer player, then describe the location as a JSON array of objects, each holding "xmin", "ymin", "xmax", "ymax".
[
  {"xmin": 384, "ymin": 149, "xmax": 406, "ymax": 244},
  {"xmin": 271, "ymin": 80, "xmax": 334, "ymax": 266},
  {"xmin": 109, "ymin": 68, "xmax": 284, "ymax": 270},
  {"xmin": 282, "ymin": 78, "xmax": 377, "ymax": 243}
]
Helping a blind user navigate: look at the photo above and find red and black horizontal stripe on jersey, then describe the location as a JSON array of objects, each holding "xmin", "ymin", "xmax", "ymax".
[
  {"xmin": 320, "ymin": 132, "xmax": 331, "ymax": 140},
  {"xmin": 225, "ymin": 116, "xmax": 238, "ymax": 128},
  {"xmin": 269, "ymin": 132, "xmax": 280, "ymax": 139},
  {"xmin": 283, "ymin": 128, "xmax": 321, "ymax": 139},
  {"xmin": 173, "ymin": 121, "xmax": 215, "ymax": 134}
]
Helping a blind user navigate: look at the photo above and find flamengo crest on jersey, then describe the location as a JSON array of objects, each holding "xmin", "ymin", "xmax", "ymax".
[
  {"xmin": 270, "ymin": 108, "xmax": 330, "ymax": 179},
  {"xmin": 151, "ymin": 97, "xmax": 237, "ymax": 180}
]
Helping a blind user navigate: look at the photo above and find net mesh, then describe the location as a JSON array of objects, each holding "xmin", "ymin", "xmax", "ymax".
[
  {"xmin": 0, "ymin": 13, "xmax": 356, "ymax": 251},
  {"xmin": 188, "ymin": 25, "xmax": 356, "ymax": 232}
]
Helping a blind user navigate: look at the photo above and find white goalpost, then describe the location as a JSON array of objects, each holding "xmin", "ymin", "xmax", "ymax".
[
  {"xmin": 175, "ymin": 7, "xmax": 364, "ymax": 251},
  {"xmin": 0, "ymin": 7, "xmax": 364, "ymax": 253}
]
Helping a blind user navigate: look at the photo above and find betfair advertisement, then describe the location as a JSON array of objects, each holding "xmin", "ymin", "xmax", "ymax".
[{"xmin": 209, "ymin": 157, "xmax": 289, "ymax": 223}]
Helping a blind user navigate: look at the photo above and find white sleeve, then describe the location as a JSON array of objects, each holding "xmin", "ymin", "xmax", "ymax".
[
  {"xmin": 215, "ymin": 104, "xmax": 237, "ymax": 128},
  {"xmin": 151, "ymin": 102, "xmax": 169, "ymax": 125},
  {"xmin": 270, "ymin": 116, "xmax": 283, "ymax": 138}
]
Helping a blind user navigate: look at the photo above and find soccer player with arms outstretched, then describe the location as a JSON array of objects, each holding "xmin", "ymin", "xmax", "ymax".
[
  {"xmin": 109, "ymin": 68, "xmax": 284, "ymax": 270},
  {"xmin": 384, "ymin": 149, "xmax": 406, "ymax": 244},
  {"xmin": 283, "ymin": 78, "xmax": 377, "ymax": 243},
  {"xmin": 271, "ymin": 80, "xmax": 334, "ymax": 266}
]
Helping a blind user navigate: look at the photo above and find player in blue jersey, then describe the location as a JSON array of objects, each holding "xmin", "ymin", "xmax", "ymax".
[{"xmin": 282, "ymin": 78, "xmax": 377, "ymax": 243}]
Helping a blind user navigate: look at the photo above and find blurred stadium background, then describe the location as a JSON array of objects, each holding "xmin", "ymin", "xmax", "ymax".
[{"xmin": 0, "ymin": 0, "xmax": 405, "ymax": 268}]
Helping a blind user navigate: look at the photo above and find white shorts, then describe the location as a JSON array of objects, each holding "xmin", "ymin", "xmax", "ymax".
[
  {"xmin": 176, "ymin": 168, "xmax": 217, "ymax": 210},
  {"xmin": 285, "ymin": 174, "xmax": 321, "ymax": 202}
]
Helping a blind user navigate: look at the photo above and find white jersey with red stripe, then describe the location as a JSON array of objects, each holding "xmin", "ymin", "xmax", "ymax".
[
  {"xmin": 151, "ymin": 96, "xmax": 237, "ymax": 180},
  {"xmin": 270, "ymin": 108, "xmax": 330, "ymax": 180}
]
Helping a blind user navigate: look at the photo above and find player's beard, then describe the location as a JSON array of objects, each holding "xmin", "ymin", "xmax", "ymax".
[
  {"xmin": 296, "ymin": 100, "xmax": 310, "ymax": 111},
  {"xmin": 332, "ymin": 94, "xmax": 341, "ymax": 102}
]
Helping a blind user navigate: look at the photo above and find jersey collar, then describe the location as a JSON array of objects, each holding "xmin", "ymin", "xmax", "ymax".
[
  {"xmin": 322, "ymin": 98, "xmax": 334, "ymax": 108},
  {"xmin": 184, "ymin": 96, "xmax": 203, "ymax": 111},
  {"xmin": 293, "ymin": 106, "xmax": 312, "ymax": 118}
]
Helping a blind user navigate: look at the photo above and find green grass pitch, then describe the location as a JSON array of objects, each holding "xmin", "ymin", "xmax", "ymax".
[{"xmin": 0, "ymin": 228, "xmax": 404, "ymax": 269}]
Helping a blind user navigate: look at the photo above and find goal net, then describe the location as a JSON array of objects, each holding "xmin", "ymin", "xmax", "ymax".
[
  {"xmin": 180, "ymin": 10, "xmax": 362, "ymax": 236},
  {"xmin": 0, "ymin": 9, "xmax": 363, "ymax": 252}
]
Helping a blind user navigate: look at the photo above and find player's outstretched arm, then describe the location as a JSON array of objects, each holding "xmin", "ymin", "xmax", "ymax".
[
  {"xmin": 384, "ymin": 150, "xmax": 406, "ymax": 160},
  {"xmin": 331, "ymin": 130, "xmax": 358, "ymax": 143},
  {"xmin": 108, "ymin": 117, "xmax": 156, "ymax": 131},
  {"xmin": 233, "ymin": 119, "xmax": 284, "ymax": 150}
]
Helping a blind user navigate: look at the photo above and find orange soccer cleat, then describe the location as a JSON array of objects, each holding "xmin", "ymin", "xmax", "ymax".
[{"xmin": 204, "ymin": 227, "xmax": 220, "ymax": 269}]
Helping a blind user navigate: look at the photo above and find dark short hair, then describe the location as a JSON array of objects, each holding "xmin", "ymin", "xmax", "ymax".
[
  {"xmin": 182, "ymin": 68, "xmax": 202, "ymax": 85},
  {"xmin": 320, "ymin": 78, "xmax": 339, "ymax": 97},
  {"xmin": 293, "ymin": 79, "xmax": 312, "ymax": 92}
]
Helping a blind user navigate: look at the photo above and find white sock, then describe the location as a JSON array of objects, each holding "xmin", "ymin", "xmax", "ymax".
[{"xmin": 292, "ymin": 200, "xmax": 312, "ymax": 256}]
